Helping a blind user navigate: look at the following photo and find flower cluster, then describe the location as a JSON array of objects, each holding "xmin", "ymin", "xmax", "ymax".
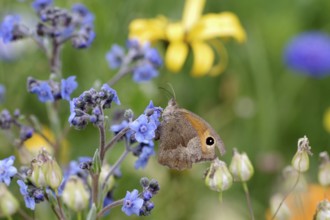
[
  {"xmin": 121, "ymin": 177, "xmax": 160, "ymax": 216},
  {"xmin": 27, "ymin": 76, "xmax": 78, "ymax": 102},
  {"xmin": 0, "ymin": 109, "xmax": 34, "ymax": 143},
  {"xmin": 106, "ymin": 39, "xmax": 162, "ymax": 83},
  {"xmin": 69, "ymin": 84, "xmax": 120, "ymax": 129},
  {"xmin": 110, "ymin": 101, "xmax": 162, "ymax": 169}
]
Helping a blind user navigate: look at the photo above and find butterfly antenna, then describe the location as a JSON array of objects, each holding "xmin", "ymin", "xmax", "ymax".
[
  {"xmin": 167, "ymin": 83, "xmax": 176, "ymax": 100},
  {"xmin": 158, "ymin": 84, "xmax": 175, "ymax": 100}
]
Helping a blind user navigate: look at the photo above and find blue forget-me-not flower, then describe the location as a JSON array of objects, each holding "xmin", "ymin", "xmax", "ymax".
[
  {"xmin": 0, "ymin": 15, "xmax": 21, "ymax": 43},
  {"xmin": 0, "ymin": 156, "xmax": 17, "ymax": 186},
  {"xmin": 121, "ymin": 189, "xmax": 144, "ymax": 216},
  {"xmin": 61, "ymin": 76, "xmax": 78, "ymax": 101},
  {"xmin": 17, "ymin": 180, "xmax": 36, "ymax": 210},
  {"xmin": 129, "ymin": 114, "xmax": 157, "ymax": 143}
]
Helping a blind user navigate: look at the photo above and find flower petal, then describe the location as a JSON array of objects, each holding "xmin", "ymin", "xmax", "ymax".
[
  {"xmin": 191, "ymin": 41, "xmax": 214, "ymax": 77},
  {"xmin": 165, "ymin": 22, "xmax": 184, "ymax": 41},
  {"xmin": 208, "ymin": 40, "xmax": 228, "ymax": 76},
  {"xmin": 182, "ymin": 0, "xmax": 206, "ymax": 31},
  {"xmin": 188, "ymin": 12, "xmax": 246, "ymax": 43},
  {"xmin": 129, "ymin": 16, "xmax": 168, "ymax": 43},
  {"xmin": 165, "ymin": 42, "xmax": 189, "ymax": 73}
]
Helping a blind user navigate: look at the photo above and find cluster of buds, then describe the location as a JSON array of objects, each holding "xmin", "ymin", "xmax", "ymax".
[
  {"xmin": 205, "ymin": 149, "xmax": 254, "ymax": 193},
  {"xmin": 34, "ymin": 1, "xmax": 95, "ymax": 49},
  {"xmin": 28, "ymin": 149, "xmax": 63, "ymax": 190},
  {"xmin": 139, "ymin": 177, "xmax": 160, "ymax": 216},
  {"xmin": 69, "ymin": 84, "xmax": 120, "ymax": 129}
]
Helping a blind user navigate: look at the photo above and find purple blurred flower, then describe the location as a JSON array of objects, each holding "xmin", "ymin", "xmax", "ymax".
[
  {"xmin": 61, "ymin": 76, "xmax": 78, "ymax": 101},
  {"xmin": 0, "ymin": 15, "xmax": 20, "ymax": 43},
  {"xmin": 106, "ymin": 44, "xmax": 125, "ymax": 69},
  {"xmin": 145, "ymin": 47, "xmax": 162, "ymax": 68},
  {"xmin": 17, "ymin": 180, "xmax": 36, "ymax": 210},
  {"xmin": 133, "ymin": 63, "xmax": 159, "ymax": 83},
  {"xmin": 0, "ymin": 156, "xmax": 17, "ymax": 186},
  {"xmin": 30, "ymin": 81, "xmax": 54, "ymax": 102},
  {"xmin": 284, "ymin": 32, "xmax": 330, "ymax": 77},
  {"xmin": 134, "ymin": 142, "xmax": 155, "ymax": 169},
  {"xmin": 32, "ymin": 0, "xmax": 53, "ymax": 13},
  {"xmin": 72, "ymin": 3, "xmax": 94, "ymax": 25}
]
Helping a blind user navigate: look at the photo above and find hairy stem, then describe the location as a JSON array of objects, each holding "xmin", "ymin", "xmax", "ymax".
[
  {"xmin": 102, "ymin": 148, "xmax": 130, "ymax": 190},
  {"xmin": 98, "ymin": 124, "xmax": 106, "ymax": 162},
  {"xmin": 97, "ymin": 199, "xmax": 124, "ymax": 218},
  {"xmin": 104, "ymin": 127, "xmax": 130, "ymax": 153}
]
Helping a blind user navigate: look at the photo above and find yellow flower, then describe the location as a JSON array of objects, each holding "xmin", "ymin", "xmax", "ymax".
[
  {"xmin": 19, "ymin": 127, "xmax": 69, "ymax": 164},
  {"xmin": 323, "ymin": 107, "xmax": 330, "ymax": 133},
  {"xmin": 129, "ymin": 0, "xmax": 246, "ymax": 77}
]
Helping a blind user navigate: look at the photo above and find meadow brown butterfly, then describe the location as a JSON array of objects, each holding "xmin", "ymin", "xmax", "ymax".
[{"xmin": 157, "ymin": 98, "xmax": 226, "ymax": 170}]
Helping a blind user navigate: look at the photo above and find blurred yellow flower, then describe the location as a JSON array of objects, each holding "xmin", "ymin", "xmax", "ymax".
[
  {"xmin": 19, "ymin": 127, "xmax": 69, "ymax": 164},
  {"xmin": 323, "ymin": 107, "xmax": 330, "ymax": 133},
  {"xmin": 129, "ymin": 0, "xmax": 246, "ymax": 77},
  {"xmin": 265, "ymin": 184, "xmax": 330, "ymax": 220}
]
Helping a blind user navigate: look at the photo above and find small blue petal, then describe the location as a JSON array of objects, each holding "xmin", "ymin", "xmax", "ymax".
[
  {"xmin": 31, "ymin": 0, "xmax": 53, "ymax": 12},
  {"xmin": 106, "ymin": 44, "xmax": 125, "ymax": 69},
  {"xmin": 61, "ymin": 76, "xmax": 78, "ymax": 101},
  {"xmin": 133, "ymin": 63, "xmax": 159, "ymax": 83}
]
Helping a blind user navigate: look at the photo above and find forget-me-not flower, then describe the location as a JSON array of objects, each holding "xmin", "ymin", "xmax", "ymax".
[
  {"xmin": 134, "ymin": 142, "xmax": 155, "ymax": 169},
  {"xmin": 129, "ymin": 114, "xmax": 157, "ymax": 142},
  {"xmin": 121, "ymin": 189, "xmax": 144, "ymax": 216},
  {"xmin": 133, "ymin": 63, "xmax": 159, "ymax": 83},
  {"xmin": 30, "ymin": 81, "xmax": 54, "ymax": 102},
  {"xmin": 61, "ymin": 76, "xmax": 78, "ymax": 101},
  {"xmin": 17, "ymin": 180, "xmax": 36, "ymax": 210},
  {"xmin": 32, "ymin": 0, "xmax": 53, "ymax": 13},
  {"xmin": 0, "ymin": 156, "xmax": 17, "ymax": 186},
  {"xmin": 106, "ymin": 44, "xmax": 125, "ymax": 69},
  {"xmin": 0, "ymin": 15, "xmax": 20, "ymax": 44},
  {"xmin": 101, "ymin": 83, "xmax": 120, "ymax": 105}
]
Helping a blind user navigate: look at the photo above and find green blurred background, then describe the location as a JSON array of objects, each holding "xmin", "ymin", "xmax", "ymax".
[{"xmin": 1, "ymin": 0, "xmax": 330, "ymax": 219}]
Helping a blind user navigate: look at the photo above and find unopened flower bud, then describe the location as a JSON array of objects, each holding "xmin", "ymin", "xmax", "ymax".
[
  {"xmin": 315, "ymin": 199, "xmax": 330, "ymax": 220},
  {"xmin": 98, "ymin": 164, "xmax": 115, "ymax": 192},
  {"xmin": 0, "ymin": 184, "xmax": 19, "ymax": 217},
  {"xmin": 43, "ymin": 159, "xmax": 63, "ymax": 190},
  {"xmin": 229, "ymin": 148, "xmax": 254, "ymax": 182},
  {"xmin": 318, "ymin": 152, "xmax": 330, "ymax": 187},
  {"xmin": 291, "ymin": 136, "xmax": 312, "ymax": 172},
  {"xmin": 62, "ymin": 176, "xmax": 90, "ymax": 211},
  {"xmin": 29, "ymin": 159, "xmax": 47, "ymax": 188},
  {"xmin": 205, "ymin": 158, "xmax": 233, "ymax": 192}
]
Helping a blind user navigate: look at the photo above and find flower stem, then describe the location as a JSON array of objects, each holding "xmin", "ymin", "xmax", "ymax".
[
  {"xmin": 97, "ymin": 199, "xmax": 124, "ymax": 218},
  {"xmin": 98, "ymin": 124, "xmax": 106, "ymax": 162},
  {"xmin": 50, "ymin": 39, "xmax": 62, "ymax": 77},
  {"xmin": 56, "ymin": 195, "xmax": 66, "ymax": 220},
  {"xmin": 104, "ymin": 127, "xmax": 130, "ymax": 153},
  {"xmin": 102, "ymin": 148, "xmax": 130, "ymax": 190},
  {"xmin": 242, "ymin": 182, "xmax": 255, "ymax": 220},
  {"xmin": 91, "ymin": 172, "xmax": 100, "ymax": 208},
  {"xmin": 46, "ymin": 102, "xmax": 62, "ymax": 159},
  {"xmin": 77, "ymin": 211, "xmax": 82, "ymax": 220},
  {"xmin": 108, "ymin": 50, "xmax": 135, "ymax": 86}
]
